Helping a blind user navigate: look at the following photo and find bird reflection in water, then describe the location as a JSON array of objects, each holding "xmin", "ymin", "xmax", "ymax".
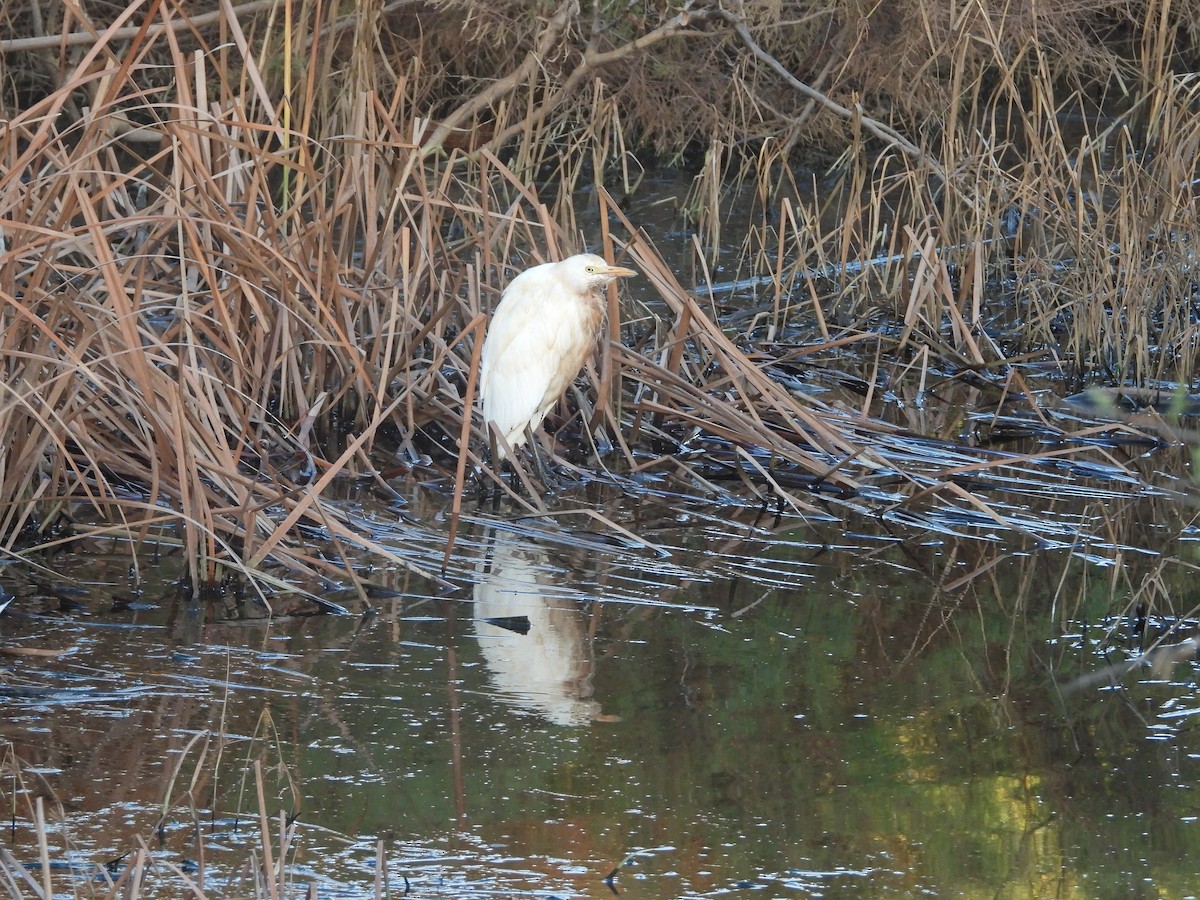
[{"xmin": 473, "ymin": 536, "xmax": 614, "ymax": 726}]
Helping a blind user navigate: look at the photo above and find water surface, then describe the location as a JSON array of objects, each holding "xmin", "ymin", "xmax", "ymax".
[{"xmin": 4, "ymin": 476, "xmax": 1200, "ymax": 898}]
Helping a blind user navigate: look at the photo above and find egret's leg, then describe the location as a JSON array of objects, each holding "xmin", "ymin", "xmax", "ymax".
[
  {"xmin": 483, "ymin": 425, "xmax": 515, "ymax": 502},
  {"xmin": 525, "ymin": 425, "xmax": 561, "ymax": 491}
]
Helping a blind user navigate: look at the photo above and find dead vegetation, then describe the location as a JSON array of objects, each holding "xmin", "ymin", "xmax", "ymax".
[
  {"xmin": 0, "ymin": 0, "xmax": 1198, "ymax": 592},
  {"xmin": 0, "ymin": 711, "xmax": 338, "ymax": 899}
]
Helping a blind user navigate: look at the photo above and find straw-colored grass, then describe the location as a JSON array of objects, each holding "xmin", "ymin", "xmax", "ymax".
[
  {"xmin": 1, "ymin": 0, "xmax": 1197, "ymax": 593},
  {"xmin": 0, "ymin": 712, "xmax": 343, "ymax": 898},
  {"xmin": 739, "ymin": 60, "xmax": 1200, "ymax": 387}
]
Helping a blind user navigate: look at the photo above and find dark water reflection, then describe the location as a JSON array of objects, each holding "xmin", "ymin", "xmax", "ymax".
[{"xmin": 4, "ymin": 484, "xmax": 1200, "ymax": 898}]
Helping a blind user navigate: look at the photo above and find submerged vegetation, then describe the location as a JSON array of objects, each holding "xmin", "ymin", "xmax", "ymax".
[{"xmin": 1, "ymin": 0, "xmax": 1199, "ymax": 591}]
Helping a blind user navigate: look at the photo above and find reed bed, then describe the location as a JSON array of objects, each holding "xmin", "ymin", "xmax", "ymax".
[
  {"xmin": 725, "ymin": 72, "xmax": 1200, "ymax": 387},
  {"xmin": 0, "ymin": 719, "xmax": 351, "ymax": 899},
  {"xmin": 1, "ymin": 0, "xmax": 1196, "ymax": 592}
]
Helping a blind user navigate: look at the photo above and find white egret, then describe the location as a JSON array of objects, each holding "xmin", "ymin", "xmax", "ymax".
[{"xmin": 479, "ymin": 253, "xmax": 637, "ymax": 460}]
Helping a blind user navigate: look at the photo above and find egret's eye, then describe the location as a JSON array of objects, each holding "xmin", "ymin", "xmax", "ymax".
[{"xmin": 585, "ymin": 266, "xmax": 597, "ymax": 273}]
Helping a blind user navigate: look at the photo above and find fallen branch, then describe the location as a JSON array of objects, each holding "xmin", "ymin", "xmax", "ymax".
[
  {"xmin": 476, "ymin": 7, "xmax": 718, "ymax": 156},
  {"xmin": 708, "ymin": 8, "xmax": 947, "ymax": 184},
  {"xmin": 420, "ymin": 0, "xmax": 580, "ymax": 157},
  {"xmin": 420, "ymin": 2, "xmax": 944, "ymax": 184}
]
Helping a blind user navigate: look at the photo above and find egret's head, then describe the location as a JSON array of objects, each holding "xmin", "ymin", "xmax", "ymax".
[{"xmin": 559, "ymin": 253, "xmax": 638, "ymax": 294}]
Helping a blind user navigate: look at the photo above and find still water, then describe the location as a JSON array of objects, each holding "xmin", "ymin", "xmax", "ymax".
[{"xmin": 4, "ymin": 474, "xmax": 1200, "ymax": 898}]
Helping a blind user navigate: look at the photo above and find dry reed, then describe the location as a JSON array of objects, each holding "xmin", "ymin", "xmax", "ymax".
[
  {"xmin": 0, "ymin": 714, "xmax": 343, "ymax": 898},
  {"xmin": 0, "ymin": 0, "xmax": 1195, "ymax": 595}
]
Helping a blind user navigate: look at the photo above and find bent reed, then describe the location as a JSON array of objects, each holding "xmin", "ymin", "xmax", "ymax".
[{"xmin": 1, "ymin": 0, "xmax": 1196, "ymax": 592}]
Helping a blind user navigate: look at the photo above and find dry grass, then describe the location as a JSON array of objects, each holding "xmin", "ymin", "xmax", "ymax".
[
  {"xmin": 736, "ymin": 47, "xmax": 1200, "ymax": 387},
  {"xmin": 0, "ymin": 714, "xmax": 345, "ymax": 898},
  {"xmin": 0, "ymin": 0, "xmax": 1197, "ymax": 592}
]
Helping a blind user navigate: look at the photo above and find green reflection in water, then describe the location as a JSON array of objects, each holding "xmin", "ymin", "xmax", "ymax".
[{"xmin": 276, "ymin": 534, "xmax": 1200, "ymax": 898}]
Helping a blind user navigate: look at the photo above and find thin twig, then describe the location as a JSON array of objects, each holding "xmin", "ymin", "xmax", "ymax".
[{"xmin": 0, "ymin": 0, "xmax": 277, "ymax": 51}]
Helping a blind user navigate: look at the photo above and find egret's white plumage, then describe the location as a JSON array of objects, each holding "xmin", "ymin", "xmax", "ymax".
[{"xmin": 479, "ymin": 253, "xmax": 636, "ymax": 458}]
